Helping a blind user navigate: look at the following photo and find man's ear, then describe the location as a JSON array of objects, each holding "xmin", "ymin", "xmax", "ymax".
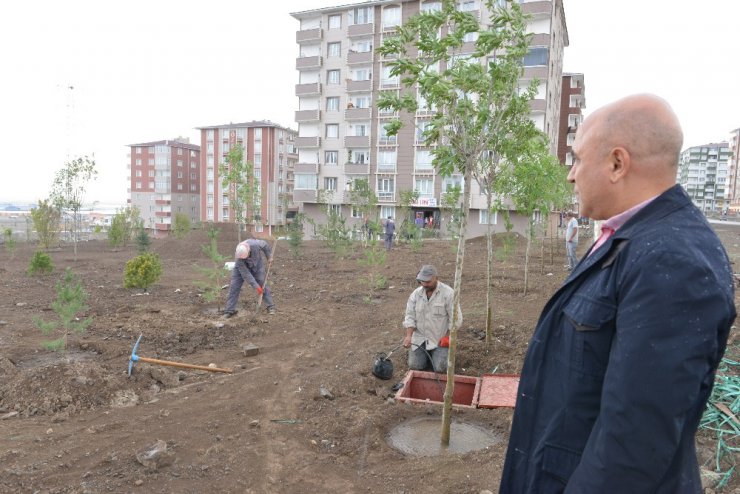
[{"xmin": 609, "ymin": 147, "xmax": 630, "ymax": 183}]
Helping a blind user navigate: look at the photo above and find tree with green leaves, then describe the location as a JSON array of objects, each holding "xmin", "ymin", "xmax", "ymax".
[
  {"xmin": 3, "ymin": 228, "xmax": 16, "ymax": 258},
  {"xmin": 124, "ymin": 252, "xmax": 162, "ymax": 292},
  {"xmin": 505, "ymin": 136, "xmax": 570, "ymax": 295},
  {"xmin": 378, "ymin": 0, "xmax": 537, "ymax": 446},
  {"xmin": 49, "ymin": 156, "xmax": 97, "ymax": 260},
  {"xmin": 348, "ymin": 178, "xmax": 380, "ymax": 246},
  {"xmin": 34, "ymin": 267, "xmax": 92, "ymax": 351},
  {"xmin": 397, "ymin": 189, "xmax": 422, "ymax": 247},
  {"xmin": 219, "ymin": 144, "xmax": 258, "ymax": 241},
  {"xmin": 108, "ymin": 206, "xmax": 141, "ymax": 248},
  {"xmin": 172, "ymin": 212, "xmax": 191, "ymax": 239},
  {"xmin": 194, "ymin": 223, "xmax": 228, "ymax": 303},
  {"xmin": 287, "ymin": 213, "xmax": 306, "ymax": 258},
  {"xmin": 315, "ymin": 189, "xmax": 352, "ymax": 258},
  {"xmin": 30, "ymin": 199, "xmax": 62, "ymax": 250}
]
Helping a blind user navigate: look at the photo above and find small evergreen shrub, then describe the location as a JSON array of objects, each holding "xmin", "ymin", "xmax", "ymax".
[
  {"xmin": 28, "ymin": 250, "xmax": 54, "ymax": 276},
  {"xmin": 34, "ymin": 267, "xmax": 92, "ymax": 351},
  {"xmin": 124, "ymin": 252, "xmax": 162, "ymax": 292}
]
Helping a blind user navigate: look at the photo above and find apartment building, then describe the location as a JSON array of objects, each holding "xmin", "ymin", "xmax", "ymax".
[
  {"xmin": 291, "ymin": 0, "xmax": 568, "ymax": 238},
  {"xmin": 196, "ymin": 121, "xmax": 298, "ymax": 232},
  {"xmin": 677, "ymin": 143, "xmax": 731, "ymax": 213},
  {"xmin": 127, "ymin": 138, "xmax": 201, "ymax": 232},
  {"xmin": 557, "ymin": 73, "xmax": 585, "ymax": 168},
  {"xmin": 727, "ymin": 128, "xmax": 740, "ymax": 212}
]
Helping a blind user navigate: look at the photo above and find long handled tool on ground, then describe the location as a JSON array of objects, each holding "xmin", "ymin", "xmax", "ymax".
[
  {"xmin": 255, "ymin": 238, "xmax": 278, "ymax": 315},
  {"xmin": 127, "ymin": 334, "xmax": 232, "ymax": 376}
]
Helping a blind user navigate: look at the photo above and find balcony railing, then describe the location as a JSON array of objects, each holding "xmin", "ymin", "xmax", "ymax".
[
  {"xmin": 293, "ymin": 189, "xmax": 317, "ymax": 203},
  {"xmin": 348, "ymin": 23, "xmax": 374, "ymax": 37},
  {"xmin": 347, "ymin": 50, "xmax": 372, "ymax": 65},
  {"xmin": 296, "ymin": 55, "xmax": 322, "ymax": 70},
  {"xmin": 346, "ymin": 79, "xmax": 372, "ymax": 92},
  {"xmin": 295, "ymin": 136, "xmax": 321, "ymax": 148},
  {"xmin": 295, "ymin": 82, "xmax": 322, "ymax": 96},
  {"xmin": 345, "ymin": 107, "xmax": 371, "ymax": 120},
  {"xmin": 377, "ymin": 192, "xmax": 395, "ymax": 202},
  {"xmin": 296, "ymin": 28, "xmax": 322, "ymax": 43},
  {"xmin": 295, "ymin": 109, "xmax": 321, "ymax": 122},
  {"xmin": 295, "ymin": 162, "xmax": 320, "ymax": 174}
]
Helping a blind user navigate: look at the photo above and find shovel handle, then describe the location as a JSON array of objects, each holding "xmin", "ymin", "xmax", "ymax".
[{"xmin": 136, "ymin": 356, "xmax": 233, "ymax": 374}]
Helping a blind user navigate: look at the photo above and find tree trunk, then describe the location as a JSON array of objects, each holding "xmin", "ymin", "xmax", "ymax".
[
  {"xmin": 441, "ymin": 169, "xmax": 472, "ymax": 447},
  {"xmin": 523, "ymin": 222, "xmax": 531, "ymax": 296},
  {"xmin": 485, "ymin": 194, "xmax": 494, "ymax": 345}
]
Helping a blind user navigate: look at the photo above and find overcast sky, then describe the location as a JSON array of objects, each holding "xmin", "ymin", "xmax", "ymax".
[{"xmin": 1, "ymin": 0, "xmax": 738, "ymax": 204}]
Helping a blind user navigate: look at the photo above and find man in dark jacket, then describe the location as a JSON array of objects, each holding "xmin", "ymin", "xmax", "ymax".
[
  {"xmin": 500, "ymin": 94, "xmax": 736, "ymax": 493},
  {"xmin": 223, "ymin": 238, "xmax": 275, "ymax": 317}
]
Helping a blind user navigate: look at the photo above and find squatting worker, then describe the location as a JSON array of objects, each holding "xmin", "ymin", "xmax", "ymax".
[
  {"xmin": 223, "ymin": 238, "xmax": 275, "ymax": 317},
  {"xmin": 499, "ymin": 94, "xmax": 736, "ymax": 493},
  {"xmin": 402, "ymin": 265, "xmax": 462, "ymax": 374}
]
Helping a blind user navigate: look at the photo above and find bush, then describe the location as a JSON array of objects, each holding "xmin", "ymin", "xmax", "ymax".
[
  {"xmin": 28, "ymin": 251, "xmax": 54, "ymax": 276},
  {"xmin": 124, "ymin": 252, "xmax": 162, "ymax": 292},
  {"xmin": 3, "ymin": 228, "xmax": 16, "ymax": 257}
]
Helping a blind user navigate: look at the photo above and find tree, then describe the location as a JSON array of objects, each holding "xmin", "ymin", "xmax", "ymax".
[
  {"xmin": 505, "ymin": 136, "xmax": 570, "ymax": 295},
  {"xmin": 348, "ymin": 178, "xmax": 380, "ymax": 246},
  {"xmin": 108, "ymin": 206, "xmax": 141, "ymax": 248},
  {"xmin": 397, "ymin": 189, "xmax": 422, "ymax": 247},
  {"xmin": 49, "ymin": 156, "xmax": 97, "ymax": 260},
  {"xmin": 172, "ymin": 212, "xmax": 191, "ymax": 239},
  {"xmin": 3, "ymin": 228, "xmax": 16, "ymax": 258},
  {"xmin": 219, "ymin": 144, "xmax": 258, "ymax": 241},
  {"xmin": 194, "ymin": 224, "xmax": 228, "ymax": 303},
  {"xmin": 30, "ymin": 199, "xmax": 62, "ymax": 250},
  {"xmin": 378, "ymin": 0, "xmax": 536, "ymax": 446},
  {"xmin": 287, "ymin": 213, "xmax": 306, "ymax": 258},
  {"xmin": 34, "ymin": 267, "xmax": 92, "ymax": 351}
]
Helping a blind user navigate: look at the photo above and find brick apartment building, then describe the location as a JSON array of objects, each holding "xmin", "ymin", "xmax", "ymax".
[
  {"xmin": 127, "ymin": 138, "xmax": 201, "ymax": 232},
  {"xmin": 557, "ymin": 73, "xmax": 585, "ymax": 168},
  {"xmin": 196, "ymin": 121, "xmax": 298, "ymax": 233}
]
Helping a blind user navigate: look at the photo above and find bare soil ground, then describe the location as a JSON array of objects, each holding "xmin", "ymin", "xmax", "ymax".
[{"xmin": 1, "ymin": 224, "xmax": 738, "ymax": 494}]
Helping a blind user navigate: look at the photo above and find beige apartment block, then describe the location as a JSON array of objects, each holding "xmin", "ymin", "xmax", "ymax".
[
  {"xmin": 677, "ymin": 142, "xmax": 731, "ymax": 213},
  {"xmin": 291, "ymin": 0, "xmax": 568, "ymax": 238}
]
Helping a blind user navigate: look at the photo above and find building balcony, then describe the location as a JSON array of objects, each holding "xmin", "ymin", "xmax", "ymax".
[
  {"xmin": 378, "ymin": 136, "xmax": 397, "ymax": 146},
  {"xmin": 295, "ymin": 136, "xmax": 321, "ymax": 148},
  {"xmin": 295, "ymin": 82, "xmax": 322, "ymax": 96},
  {"xmin": 347, "ymin": 50, "xmax": 372, "ymax": 65},
  {"xmin": 295, "ymin": 109, "xmax": 321, "ymax": 122},
  {"xmin": 346, "ymin": 79, "xmax": 372, "ymax": 92},
  {"xmin": 154, "ymin": 223, "xmax": 171, "ymax": 230},
  {"xmin": 530, "ymin": 33, "xmax": 551, "ymax": 46},
  {"xmin": 295, "ymin": 162, "xmax": 320, "ymax": 174},
  {"xmin": 377, "ymin": 163, "xmax": 396, "ymax": 173},
  {"xmin": 380, "ymin": 78, "xmax": 400, "ymax": 90},
  {"xmin": 529, "ymin": 99, "xmax": 547, "ymax": 112},
  {"xmin": 293, "ymin": 189, "xmax": 317, "ymax": 203},
  {"xmin": 348, "ymin": 22, "xmax": 374, "ymax": 37},
  {"xmin": 377, "ymin": 192, "xmax": 396, "ymax": 202},
  {"xmin": 154, "ymin": 211, "xmax": 171, "ymax": 217},
  {"xmin": 521, "ymin": 1, "xmax": 552, "ymax": 16},
  {"xmin": 345, "ymin": 135, "xmax": 370, "ymax": 148},
  {"xmin": 296, "ymin": 55, "xmax": 322, "ymax": 70},
  {"xmin": 345, "ymin": 162, "xmax": 369, "ymax": 174},
  {"xmin": 522, "ymin": 66, "xmax": 549, "ymax": 80},
  {"xmin": 345, "ymin": 107, "xmax": 371, "ymax": 120},
  {"xmin": 296, "ymin": 28, "xmax": 322, "ymax": 43},
  {"xmin": 155, "ymin": 199, "xmax": 171, "ymax": 205}
]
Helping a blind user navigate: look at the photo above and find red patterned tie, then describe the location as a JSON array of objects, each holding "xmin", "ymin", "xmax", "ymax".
[{"xmin": 589, "ymin": 225, "xmax": 615, "ymax": 257}]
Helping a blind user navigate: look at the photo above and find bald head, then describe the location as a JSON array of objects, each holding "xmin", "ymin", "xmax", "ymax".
[
  {"xmin": 568, "ymin": 94, "xmax": 684, "ymax": 219},
  {"xmin": 590, "ymin": 94, "xmax": 683, "ymax": 172}
]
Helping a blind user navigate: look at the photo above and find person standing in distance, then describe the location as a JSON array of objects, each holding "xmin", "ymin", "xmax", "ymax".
[
  {"xmin": 500, "ymin": 94, "xmax": 736, "ymax": 493},
  {"xmin": 384, "ymin": 216, "xmax": 395, "ymax": 251},
  {"xmin": 223, "ymin": 238, "xmax": 275, "ymax": 317},
  {"xmin": 565, "ymin": 211, "xmax": 579, "ymax": 271},
  {"xmin": 402, "ymin": 265, "xmax": 461, "ymax": 374}
]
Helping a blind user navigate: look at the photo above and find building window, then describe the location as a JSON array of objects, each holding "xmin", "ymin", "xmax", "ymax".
[
  {"xmin": 324, "ymin": 177, "xmax": 338, "ymax": 191},
  {"xmin": 135, "ymin": 158, "xmax": 142, "ymax": 166},
  {"xmin": 177, "ymin": 160, "xmax": 183, "ymax": 167},
  {"xmin": 327, "ymin": 204, "xmax": 341, "ymax": 215},
  {"xmin": 327, "ymin": 69, "xmax": 340, "ymax": 85},
  {"xmin": 349, "ymin": 6, "xmax": 373, "ymax": 25},
  {"xmin": 377, "ymin": 150, "xmax": 397, "ymax": 170},
  {"xmin": 349, "ymin": 149, "xmax": 369, "ymax": 164},
  {"xmin": 190, "ymin": 173, "xmax": 196, "ymax": 180},
  {"xmin": 523, "ymin": 47, "xmax": 548, "ymax": 67},
  {"xmin": 416, "ymin": 149, "xmax": 434, "ymax": 169},
  {"xmin": 191, "ymin": 184, "xmax": 196, "ymax": 191},
  {"xmin": 177, "ymin": 171, "xmax": 183, "ymax": 179},
  {"xmin": 352, "ymin": 68, "xmax": 371, "ymax": 81},
  {"xmin": 351, "ymin": 40, "xmax": 372, "ymax": 53},
  {"xmin": 421, "ymin": 1, "xmax": 442, "ymax": 11},
  {"xmin": 382, "ymin": 6, "xmax": 401, "ymax": 29},
  {"xmin": 136, "ymin": 181, "xmax": 142, "ymax": 189},
  {"xmin": 326, "ymin": 124, "xmax": 339, "ymax": 138},
  {"xmin": 328, "ymin": 14, "xmax": 341, "ymax": 29},
  {"xmin": 414, "ymin": 177, "xmax": 433, "ymax": 197},
  {"xmin": 327, "ymin": 42, "xmax": 341, "ymax": 57},
  {"xmin": 177, "ymin": 183, "xmax": 183, "ymax": 191},
  {"xmin": 135, "ymin": 170, "xmax": 142, "ymax": 177},
  {"xmin": 136, "ymin": 147, "xmax": 142, "ymax": 154},
  {"xmin": 254, "ymin": 128, "xmax": 262, "ymax": 141},
  {"xmin": 479, "ymin": 209, "xmax": 497, "ymax": 225},
  {"xmin": 326, "ymin": 96, "xmax": 340, "ymax": 111},
  {"xmin": 191, "ymin": 161, "xmax": 197, "ymax": 168},
  {"xmin": 458, "ymin": 0, "xmax": 479, "ymax": 12},
  {"xmin": 351, "ymin": 206, "xmax": 363, "ymax": 218},
  {"xmin": 254, "ymin": 154, "xmax": 262, "ymax": 166},
  {"xmin": 325, "ymin": 151, "xmax": 338, "ymax": 165},
  {"xmin": 177, "ymin": 148, "xmax": 183, "ymax": 156},
  {"xmin": 380, "ymin": 205, "xmax": 396, "ymax": 219},
  {"xmin": 295, "ymin": 174, "xmax": 317, "ymax": 190},
  {"xmin": 148, "ymin": 170, "xmax": 155, "ymax": 177}
]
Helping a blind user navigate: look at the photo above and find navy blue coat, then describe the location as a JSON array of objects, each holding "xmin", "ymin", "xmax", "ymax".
[{"xmin": 500, "ymin": 185, "xmax": 735, "ymax": 493}]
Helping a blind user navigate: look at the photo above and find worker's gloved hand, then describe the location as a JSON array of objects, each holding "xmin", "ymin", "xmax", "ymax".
[
  {"xmin": 256, "ymin": 286, "xmax": 263, "ymax": 295},
  {"xmin": 438, "ymin": 335, "xmax": 450, "ymax": 348}
]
